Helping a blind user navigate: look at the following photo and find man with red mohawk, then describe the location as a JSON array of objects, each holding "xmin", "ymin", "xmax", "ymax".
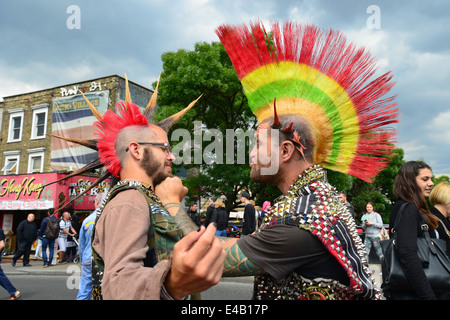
[
  {"xmin": 49, "ymin": 75, "xmax": 224, "ymax": 300},
  {"xmin": 89, "ymin": 79, "xmax": 224, "ymax": 300}
]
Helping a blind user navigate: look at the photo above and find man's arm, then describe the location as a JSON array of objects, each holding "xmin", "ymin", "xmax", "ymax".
[
  {"xmin": 164, "ymin": 203, "xmax": 261, "ymax": 277},
  {"xmin": 219, "ymin": 237, "xmax": 262, "ymax": 277},
  {"xmin": 164, "ymin": 203, "xmax": 198, "ymax": 236},
  {"xmin": 161, "ymin": 201, "xmax": 261, "ymax": 278}
]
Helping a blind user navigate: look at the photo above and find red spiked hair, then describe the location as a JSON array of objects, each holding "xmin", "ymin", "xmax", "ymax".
[{"xmin": 95, "ymin": 101, "xmax": 149, "ymax": 177}]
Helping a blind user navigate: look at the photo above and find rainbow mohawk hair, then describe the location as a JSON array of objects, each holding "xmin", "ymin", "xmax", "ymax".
[
  {"xmin": 216, "ymin": 21, "xmax": 399, "ymax": 182},
  {"xmin": 46, "ymin": 73, "xmax": 200, "ymax": 211}
]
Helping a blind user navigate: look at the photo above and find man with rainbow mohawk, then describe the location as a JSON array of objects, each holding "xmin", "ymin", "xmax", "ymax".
[{"xmin": 215, "ymin": 21, "xmax": 399, "ymax": 300}]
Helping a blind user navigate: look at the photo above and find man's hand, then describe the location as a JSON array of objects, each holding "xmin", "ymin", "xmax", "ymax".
[
  {"xmin": 155, "ymin": 176, "xmax": 188, "ymax": 204},
  {"xmin": 164, "ymin": 223, "xmax": 226, "ymax": 299}
]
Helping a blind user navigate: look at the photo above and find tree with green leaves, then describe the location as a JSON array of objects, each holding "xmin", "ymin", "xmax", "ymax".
[
  {"xmin": 341, "ymin": 148, "xmax": 405, "ymax": 223},
  {"xmin": 154, "ymin": 41, "xmax": 279, "ymax": 211}
]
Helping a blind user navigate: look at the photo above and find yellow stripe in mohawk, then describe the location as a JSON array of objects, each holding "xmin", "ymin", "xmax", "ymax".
[{"xmin": 216, "ymin": 21, "xmax": 399, "ymax": 182}]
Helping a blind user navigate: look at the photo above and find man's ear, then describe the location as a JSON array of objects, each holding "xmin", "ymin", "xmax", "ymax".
[
  {"xmin": 280, "ymin": 140, "xmax": 297, "ymax": 163},
  {"xmin": 127, "ymin": 142, "xmax": 144, "ymax": 160}
]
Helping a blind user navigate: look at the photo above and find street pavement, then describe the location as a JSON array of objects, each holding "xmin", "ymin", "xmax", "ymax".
[
  {"xmin": 1, "ymin": 259, "xmax": 383, "ymax": 283},
  {"xmin": 1, "ymin": 257, "xmax": 384, "ymax": 300}
]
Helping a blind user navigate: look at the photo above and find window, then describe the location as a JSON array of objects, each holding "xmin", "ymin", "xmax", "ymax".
[
  {"xmin": 2, "ymin": 152, "xmax": 21, "ymax": 175},
  {"xmin": 7, "ymin": 109, "xmax": 24, "ymax": 143},
  {"xmin": 27, "ymin": 148, "xmax": 45, "ymax": 173},
  {"xmin": 30, "ymin": 104, "xmax": 49, "ymax": 140}
]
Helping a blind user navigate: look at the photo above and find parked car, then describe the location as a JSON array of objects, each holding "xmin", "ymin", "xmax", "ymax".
[{"xmin": 227, "ymin": 219, "xmax": 243, "ymax": 238}]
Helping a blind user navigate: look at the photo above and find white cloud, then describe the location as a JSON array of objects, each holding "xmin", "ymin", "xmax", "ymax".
[
  {"xmin": 399, "ymin": 138, "xmax": 427, "ymax": 156},
  {"xmin": 288, "ymin": 1, "xmax": 326, "ymax": 24},
  {"xmin": 428, "ymin": 111, "xmax": 450, "ymax": 144},
  {"xmin": 0, "ymin": 62, "xmax": 42, "ymax": 99}
]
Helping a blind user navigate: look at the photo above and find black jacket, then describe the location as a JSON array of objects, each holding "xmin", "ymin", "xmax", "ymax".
[
  {"xmin": 187, "ymin": 209, "xmax": 201, "ymax": 227},
  {"xmin": 430, "ymin": 206, "xmax": 450, "ymax": 258},
  {"xmin": 205, "ymin": 204, "xmax": 215, "ymax": 226},
  {"xmin": 387, "ymin": 199, "xmax": 436, "ymax": 299},
  {"xmin": 17, "ymin": 220, "xmax": 37, "ymax": 244},
  {"xmin": 212, "ymin": 207, "xmax": 228, "ymax": 231},
  {"xmin": 242, "ymin": 203, "xmax": 256, "ymax": 235}
]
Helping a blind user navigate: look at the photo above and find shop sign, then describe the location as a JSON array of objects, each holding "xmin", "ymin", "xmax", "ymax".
[
  {"xmin": 0, "ymin": 173, "xmax": 110, "ymax": 211},
  {"xmin": 0, "ymin": 173, "xmax": 56, "ymax": 210},
  {"xmin": 68, "ymin": 176, "xmax": 110, "ymax": 210}
]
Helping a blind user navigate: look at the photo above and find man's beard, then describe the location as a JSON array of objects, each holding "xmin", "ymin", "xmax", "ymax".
[
  {"xmin": 250, "ymin": 162, "xmax": 280, "ymax": 185},
  {"xmin": 140, "ymin": 147, "xmax": 171, "ymax": 187}
]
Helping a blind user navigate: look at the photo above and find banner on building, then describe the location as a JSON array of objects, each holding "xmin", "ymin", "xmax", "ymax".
[{"xmin": 51, "ymin": 90, "xmax": 109, "ymax": 171}]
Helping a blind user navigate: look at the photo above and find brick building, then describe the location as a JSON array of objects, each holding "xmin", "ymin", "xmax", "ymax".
[{"xmin": 0, "ymin": 75, "xmax": 155, "ymax": 237}]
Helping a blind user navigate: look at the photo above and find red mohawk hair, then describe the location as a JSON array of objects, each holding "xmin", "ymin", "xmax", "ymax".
[
  {"xmin": 44, "ymin": 73, "xmax": 200, "ymax": 212},
  {"xmin": 95, "ymin": 101, "xmax": 148, "ymax": 177}
]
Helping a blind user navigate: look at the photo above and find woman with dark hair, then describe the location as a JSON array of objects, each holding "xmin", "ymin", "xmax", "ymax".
[{"xmin": 383, "ymin": 161, "xmax": 441, "ymax": 300}]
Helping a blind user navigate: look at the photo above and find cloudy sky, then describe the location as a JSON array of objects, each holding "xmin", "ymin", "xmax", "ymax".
[{"xmin": 1, "ymin": 0, "xmax": 449, "ymax": 176}]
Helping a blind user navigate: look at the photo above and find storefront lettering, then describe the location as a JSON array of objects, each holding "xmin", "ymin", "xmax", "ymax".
[
  {"xmin": 0, "ymin": 177, "xmax": 44, "ymax": 200},
  {"xmin": 69, "ymin": 178, "xmax": 109, "ymax": 197}
]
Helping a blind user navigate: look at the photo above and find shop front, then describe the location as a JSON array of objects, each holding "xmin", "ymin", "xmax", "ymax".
[{"xmin": 0, "ymin": 172, "xmax": 110, "ymax": 235}]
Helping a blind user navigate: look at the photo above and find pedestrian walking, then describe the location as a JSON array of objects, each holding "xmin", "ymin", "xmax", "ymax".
[
  {"xmin": 77, "ymin": 192, "xmax": 104, "ymax": 300},
  {"xmin": 361, "ymin": 202, "xmax": 384, "ymax": 262},
  {"xmin": 39, "ymin": 208, "xmax": 59, "ymax": 267},
  {"xmin": 0, "ymin": 229, "xmax": 20, "ymax": 300},
  {"xmin": 383, "ymin": 161, "xmax": 446, "ymax": 299},
  {"xmin": 12, "ymin": 213, "xmax": 37, "ymax": 267}
]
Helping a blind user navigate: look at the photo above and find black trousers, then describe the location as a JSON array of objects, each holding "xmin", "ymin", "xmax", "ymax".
[{"xmin": 13, "ymin": 241, "xmax": 32, "ymax": 265}]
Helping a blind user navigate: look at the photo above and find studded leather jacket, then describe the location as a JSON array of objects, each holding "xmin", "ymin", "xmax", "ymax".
[{"xmin": 254, "ymin": 165, "xmax": 381, "ymax": 300}]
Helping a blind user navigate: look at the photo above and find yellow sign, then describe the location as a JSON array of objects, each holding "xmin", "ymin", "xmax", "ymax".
[{"xmin": 0, "ymin": 177, "xmax": 44, "ymax": 200}]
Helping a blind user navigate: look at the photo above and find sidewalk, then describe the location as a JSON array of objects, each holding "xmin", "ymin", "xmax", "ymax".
[{"xmin": 1, "ymin": 255, "xmax": 74, "ymax": 276}]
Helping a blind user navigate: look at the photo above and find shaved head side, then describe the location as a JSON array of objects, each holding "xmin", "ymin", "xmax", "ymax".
[
  {"xmin": 262, "ymin": 114, "xmax": 317, "ymax": 165},
  {"xmin": 116, "ymin": 125, "xmax": 157, "ymax": 165}
]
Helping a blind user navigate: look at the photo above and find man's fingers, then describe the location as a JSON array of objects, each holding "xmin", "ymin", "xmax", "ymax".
[
  {"xmin": 174, "ymin": 225, "xmax": 205, "ymax": 252},
  {"xmin": 194, "ymin": 237, "xmax": 226, "ymax": 284},
  {"xmin": 181, "ymin": 223, "xmax": 218, "ymax": 265}
]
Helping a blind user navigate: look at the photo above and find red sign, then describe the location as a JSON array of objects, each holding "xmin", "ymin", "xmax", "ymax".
[
  {"xmin": 0, "ymin": 173, "xmax": 110, "ymax": 211},
  {"xmin": 68, "ymin": 176, "xmax": 110, "ymax": 210}
]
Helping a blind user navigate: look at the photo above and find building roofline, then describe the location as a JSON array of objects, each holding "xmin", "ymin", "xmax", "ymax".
[{"xmin": 1, "ymin": 74, "xmax": 154, "ymax": 100}]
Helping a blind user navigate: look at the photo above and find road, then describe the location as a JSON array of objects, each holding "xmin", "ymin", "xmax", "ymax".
[
  {"xmin": 0, "ymin": 267, "xmax": 253, "ymax": 300},
  {"xmin": 0, "ymin": 262, "xmax": 382, "ymax": 300},
  {"xmin": 0, "ymin": 274, "xmax": 79, "ymax": 300}
]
